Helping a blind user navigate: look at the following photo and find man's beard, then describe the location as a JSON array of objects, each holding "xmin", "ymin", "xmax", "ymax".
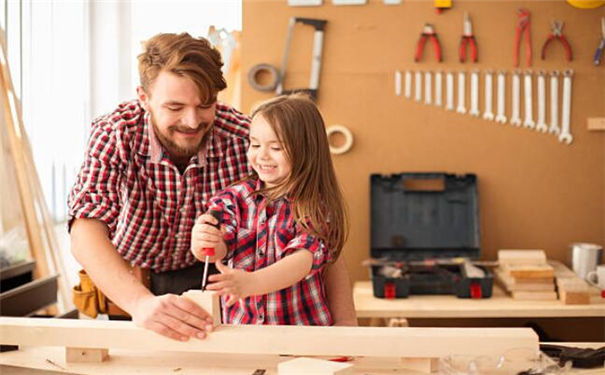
[{"xmin": 150, "ymin": 113, "xmax": 212, "ymax": 161}]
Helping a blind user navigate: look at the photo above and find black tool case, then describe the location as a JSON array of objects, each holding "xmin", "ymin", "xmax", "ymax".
[{"xmin": 369, "ymin": 172, "xmax": 493, "ymax": 299}]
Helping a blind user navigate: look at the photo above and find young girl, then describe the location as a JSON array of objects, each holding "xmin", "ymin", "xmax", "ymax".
[{"xmin": 190, "ymin": 94, "xmax": 348, "ymax": 325}]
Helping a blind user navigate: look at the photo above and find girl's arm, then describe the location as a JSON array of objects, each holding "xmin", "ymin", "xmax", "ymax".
[{"xmin": 207, "ymin": 249, "xmax": 313, "ymax": 306}]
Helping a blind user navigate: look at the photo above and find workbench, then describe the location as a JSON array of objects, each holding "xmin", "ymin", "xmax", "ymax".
[{"xmin": 354, "ymin": 281, "xmax": 605, "ymax": 319}]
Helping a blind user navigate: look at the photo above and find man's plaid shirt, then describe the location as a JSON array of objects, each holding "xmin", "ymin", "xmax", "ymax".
[
  {"xmin": 209, "ymin": 178, "xmax": 333, "ymax": 326},
  {"xmin": 67, "ymin": 99, "xmax": 251, "ymax": 272}
]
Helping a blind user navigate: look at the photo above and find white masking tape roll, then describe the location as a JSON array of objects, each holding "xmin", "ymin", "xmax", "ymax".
[
  {"xmin": 326, "ymin": 125, "xmax": 354, "ymax": 155},
  {"xmin": 247, "ymin": 63, "xmax": 279, "ymax": 92}
]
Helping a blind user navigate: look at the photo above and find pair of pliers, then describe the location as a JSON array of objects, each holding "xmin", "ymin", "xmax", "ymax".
[
  {"xmin": 415, "ymin": 24, "xmax": 442, "ymax": 63},
  {"xmin": 459, "ymin": 12, "xmax": 478, "ymax": 63},
  {"xmin": 541, "ymin": 20, "xmax": 572, "ymax": 61},
  {"xmin": 594, "ymin": 17, "xmax": 605, "ymax": 66},
  {"xmin": 514, "ymin": 8, "xmax": 532, "ymax": 67}
]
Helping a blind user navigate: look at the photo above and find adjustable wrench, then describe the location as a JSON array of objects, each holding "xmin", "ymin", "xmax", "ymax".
[
  {"xmin": 435, "ymin": 71, "xmax": 443, "ymax": 107},
  {"xmin": 446, "ymin": 71, "xmax": 454, "ymax": 111},
  {"xmin": 404, "ymin": 70, "xmax": 412, "ymax": 99},
  {"xmin": 424, "ymin": 71, "xmax": 432, "ymax": 105},
  {"xmin": 415, "ymin": 71, "xmax": 422, "ymax": 102}
]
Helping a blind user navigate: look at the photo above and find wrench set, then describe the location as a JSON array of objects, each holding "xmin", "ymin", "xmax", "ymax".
[{"xmin": 396, "ymin": 68, "xmax": 575, "ymax": 145}]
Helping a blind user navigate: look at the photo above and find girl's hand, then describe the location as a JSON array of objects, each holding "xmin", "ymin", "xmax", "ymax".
[
  {"xmin": 191, "ymin": 213, "xmax": 225, "ymax": 261},
  {"xmin": 206, "ymin": 261, "xmax": 254, "ymax": 306}
]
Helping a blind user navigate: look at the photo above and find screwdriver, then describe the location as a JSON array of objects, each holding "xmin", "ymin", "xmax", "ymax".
[{"xmin": 201, "ymin": 209, "xmax": 222, "ymax": 291}]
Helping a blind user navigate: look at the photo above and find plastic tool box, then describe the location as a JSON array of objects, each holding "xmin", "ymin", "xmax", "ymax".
[{"xmin": 369, "ymin": 172, "xmax": 493, "ymax": 299}]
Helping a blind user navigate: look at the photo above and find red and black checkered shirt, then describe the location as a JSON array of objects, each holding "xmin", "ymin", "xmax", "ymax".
[
  {"xmin": 209, "ymin": 178, "xmax": 333, "ymax": 326},
  {"xmin": 68, "ymin": 99, "xmax": 251, "ymax": 272}
]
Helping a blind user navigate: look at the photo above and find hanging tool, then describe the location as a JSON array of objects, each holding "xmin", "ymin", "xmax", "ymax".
[
  {"xmin": 434, "ymin": 0, "xmax": 452, "ymax": 14},
  {"xmin": 541, "ymin": 21, "xmax": 572, "ymax": 62},
  {"xmin": 594, "ymin": 17, "xmax": 605, "ymax": 65},
  {"xmin": 469, "ymin": 70, "xmax": 480, "ymax": 117},
  {"xmin": 424, "ymin": 71, "xmax": 432, "ymax": 105},
  {"xmin": 456, "ymin": 71, "xmax": 466, "ymax": 114},
  {"xmin": 523, "ymin": 71, "xmax": 535, "ymax": 129},
  {"xmin": 435, "ymin": 71, "xmax": 443, "ymax": 106},
  {"xmin": 514, "ymin": 9, "xmax": 532, "ymax": 67},
  {"xmin": 459, "ymin": 12, "xmax": 478, "ymax": 63},
  {"xmin": 559, "ymin": 70, "xmax": 573, "ymax": 145},
  {"xmin": 201, "ymin": 210, "xmax": 222, "ymax": 291},
  {"xmin": 495, "ymin": 71, "xmax": 507, "ymax": 124},
  {"xmin": 395, "ymin": 70, "xmax": 402, "ymax": 96},
  {"xmin": 482, "ymin": 70, "xmax": 494, "ymax": 121},
  {"xmin": 549, "ymin": 71, "xmax": 560, "ymax": 136},
  {"xmin": 445, "ymin": 71, "xmax": 454, "ymax": 111},
  {"xmin": 415, "ymin": 24, "xmax": 442, "ymax": 63},
  {"xmin": 404, "ymin": 70, "xmax": 412, "ymax": 99},
  {"xmin": 415, "ymin": 71, "xmax": 422, "ymax": 102},
  {"xmin": 510, "ymin": 70, "xmax": 522, "ymax": 126},
  {"xmin": 276, "ymin": 17, "xmax": 327, "ymax": 100},
  {"xmin": 536, "ymin": 71, "xmax": 548, "ymax": 132}
]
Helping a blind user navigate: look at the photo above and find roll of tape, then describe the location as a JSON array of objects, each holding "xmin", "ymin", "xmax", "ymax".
[
  {"xmin": 326, "ymin": 124, "xmax": 354, "ymax": 155},
  {"xmin": 247, "ymin": 63, "xmax": 279, "ymax": 92}
]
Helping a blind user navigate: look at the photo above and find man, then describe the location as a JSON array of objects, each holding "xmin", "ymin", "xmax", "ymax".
[{"xmin": 68, "ymin": 32, "xmax": 356, "ymax": 341}]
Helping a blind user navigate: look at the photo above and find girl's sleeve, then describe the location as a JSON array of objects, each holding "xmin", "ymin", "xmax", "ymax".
[
  {"xmin": 207, "ymin": 191, "xmax": 239, "ymax": 259},
  {"xmin": 283, "ymin": 228, "xmax": 332, "ymax": 277}
]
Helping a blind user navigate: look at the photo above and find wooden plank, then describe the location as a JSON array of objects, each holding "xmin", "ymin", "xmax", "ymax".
[
  {"xmin": 0, "ymin": 317, "xmax": 539, "ymax": 358},
  {"xmin": 511, "ymin": 291, "xmax": 558, "ymax": 301},
  {"xmin": 399, "ymin": 358, "xmax": 439, "ymax": 373},
  {"xmin": 587, "ymin": 117, "xmax": 605, "ymax": 131},
  {"xmin": 501, "ymin": 264, "xmax": 554, "ymax": 279},
  {"xmin": 494, "ymin": 269, "xmax": 554, "ymax": 292},
  {"xmin": 278, "ymin": 357, "xmax": 353, "ymax": 375},
  {"xmin": 498, "ymin": 250, "xmax": 546, "ymax": 265}
]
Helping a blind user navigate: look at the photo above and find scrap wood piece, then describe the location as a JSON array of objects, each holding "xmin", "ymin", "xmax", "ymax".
[
  {"xmin": 182, "ymin": 290, "xmax": 221, "ymax": 327},
  {"xmin": 65, "ymin": 347, "xmax": 109, "ymax": 363},
  {"xmin": 549, "ymin": 260, "xmax": 596, "ymax": 305},
  {"xmin": 498, "ymin": 250, "xmax": 547, "ymax": 265},
  {"xmin": 495, "ymin": 268, "xmax": 554, "ymax": 292},
  {"xmin": 511, "ymin": 291, "xmax": 558, "ymax": 300},
  {"xmin": 278, "ymin": 357, "xmax": 353, "ymax": 375},
  {"xmin": 0, "ymin": 317, "xmax": 539, "ymax": 359},
  {"xmin": 501, "ymin": 264, "xmax": 554, "ymax": 279}
]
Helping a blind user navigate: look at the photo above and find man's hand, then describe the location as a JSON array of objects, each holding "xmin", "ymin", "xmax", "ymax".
[
  {"xmin": 206, "ymin": 261, "xmax": 253, "ymax": 306},
  {"xmin": 191, "ymin": 213, "xmax": 226, "ymax": 261},
  {"xmin": 130, "ymin": 293, "xmax": 215, "ymax": 341}
]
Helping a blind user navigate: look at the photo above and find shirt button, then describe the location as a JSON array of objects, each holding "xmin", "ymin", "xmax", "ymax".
[
  {"xmin": 259, "ymin": 313, "xmax": 264, "ymax": 321},
  {"xmin": 179, "ymin": 206, "xmax": 186, "ymax": 213},
  {"xmin": 257, "ymin": 250, "xmax": 264, "ymax": 257}
]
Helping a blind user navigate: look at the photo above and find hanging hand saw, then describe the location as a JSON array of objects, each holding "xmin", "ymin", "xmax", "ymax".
[{"xmin": 276, "ymin": 17, "xmax": 327, "ymax": 100}]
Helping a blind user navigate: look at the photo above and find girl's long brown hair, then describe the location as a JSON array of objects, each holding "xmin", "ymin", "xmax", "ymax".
[{"xmin": 251, "ymin": 94, "xmax": 348, "ymax": 261}]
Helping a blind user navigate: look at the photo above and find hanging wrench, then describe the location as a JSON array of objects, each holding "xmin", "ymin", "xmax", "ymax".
[
  {"xmin": 446, "ymin": 71, "xmax": 454, "ymax": 111},
  {"xmin": 404, "ymin": 70, "xmax": 412, "ymax": 99},
  {"xmin": 457, "ymin": 71, "xmax": 467, "ymax": 114},
  {"xmin": 435, "ymin": 71, "xmax": 443, "ymax": 106},
  {"xmin": 395, "ymin": 70, "xmax": 402, "ymax": 96},
  {"xmin": 559, "ymin": 69, "xmax": 573, "ymax": 145},
  {"xmin": 469, "ymin": 70, "xmax": 480, "ymax": 117},
  {"xmin": 510, "ymin": 70, "xmax": 522, "ymax": 126},
  {"xmin": 548, "ymin": 71, "xmax": 560, "ymax": 136},
  {"xmin": 415, "ymin": 71, "xmax": 422, "ymax": 102},
  {"xmin": 424, "ymin": 71, "xmax": 432, "ymax": 105},
  {"xmin": 536, "ymin": 71, "xmax": 547, "ymax": 132},
  {"xmin": 523, "ymin": 70, "xmax": 535, "ymax": 129},
  {"xmin": 483, "ymin": 70, "xmax": 494, "ymax": 121},
  {"xmin": 495, "ymin": 71, "xmax": 507, "ymax": 124}
]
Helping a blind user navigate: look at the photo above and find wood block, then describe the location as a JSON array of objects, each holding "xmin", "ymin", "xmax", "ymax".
[
  {"xmin": 495, "ymin": 269, "xmax": 554, "ymax": 292},
  {"xmin": 278, "ymin": 357, "xmax": 353, "ymax": 375},
  {"xmin": 498, "ymin": 250, "xmax": 546, "ymax": 265},
  {"xmin": 502, "ymin": 264, "xmax": 554, "ymax": 279},
  {"xmin": 400, "ymin": 357, "xmax": 439, "ymax": 373},
  {"xmin": 587, "ymin": 117, "xmax": 605, "ymax": 131},
  {"xmin": 182, "ymin": 290, "xmax": 221, "ymax": 327},
  {"xmin": 555, "ymin": 277, "xmax": 592, "ymax": 305},
  {"xmin": 511, "ymin": 291, "xmax": 558, "ymax": 300},
  {"xmin": 65, "ymin": 347, "xmax": 109, "ymax": 363}
]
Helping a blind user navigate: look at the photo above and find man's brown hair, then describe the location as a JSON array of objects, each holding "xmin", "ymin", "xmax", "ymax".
[
  {"xmin": 251, "ymin": 94, "xmax": 349, "ymax": 261},
  {"xmin": 138, "ymin": 33, "xmax": 226, "ymax": 103}
]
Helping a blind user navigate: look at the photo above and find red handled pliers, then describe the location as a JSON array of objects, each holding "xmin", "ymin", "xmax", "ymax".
[
  {"xmin": 541, "ymin": 20, "xmax": 572, "ymax": 62},
  {"xmin": 514, "ymin": 8, "xmax": 532, "ymax": 67},
  {"xmin": 459, "ymin": 12, "xmax": 478, "ymax": 63},
  {"xmin": 415, "ymin": 24, "xmax": 442, "ymax": 63}
]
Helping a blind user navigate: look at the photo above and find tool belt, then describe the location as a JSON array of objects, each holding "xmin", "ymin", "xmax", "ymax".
[{"xmin": 72, "ymin": 265, "xmax": 150, "ymax": 318}]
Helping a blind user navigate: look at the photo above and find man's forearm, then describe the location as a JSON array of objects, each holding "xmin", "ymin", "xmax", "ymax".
[
  {"xmin": 325, "ymin": 256, "xmax": 358, "ymax": 326},
  {"xmin": 70, "ymin": 218, "xmax": 152, "ymax": 314}
]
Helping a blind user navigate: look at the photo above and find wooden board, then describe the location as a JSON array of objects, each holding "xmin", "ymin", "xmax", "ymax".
[
  {"xmin": 501, "ymin": 264, "xmax": 554, "ymax": 279},
  {"xmin": 0, "ymin": 317, "xmax": 538, "ymax": 359},
  {"xmin": 498, "ymin": 250, "xmax": 547, "ymax": 265},
  {"xmin": 278, "ymin": 357, "xmax": 353, "ymax": 375},
  {"xmin": 511, "ymin": 291, "xmax": 558, "ymax": 301}
]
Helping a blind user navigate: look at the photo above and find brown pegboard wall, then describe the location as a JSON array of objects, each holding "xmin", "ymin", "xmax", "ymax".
[{"xmin": 242, "ymin": 0, "xmax": 605, "ymax": 283}]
